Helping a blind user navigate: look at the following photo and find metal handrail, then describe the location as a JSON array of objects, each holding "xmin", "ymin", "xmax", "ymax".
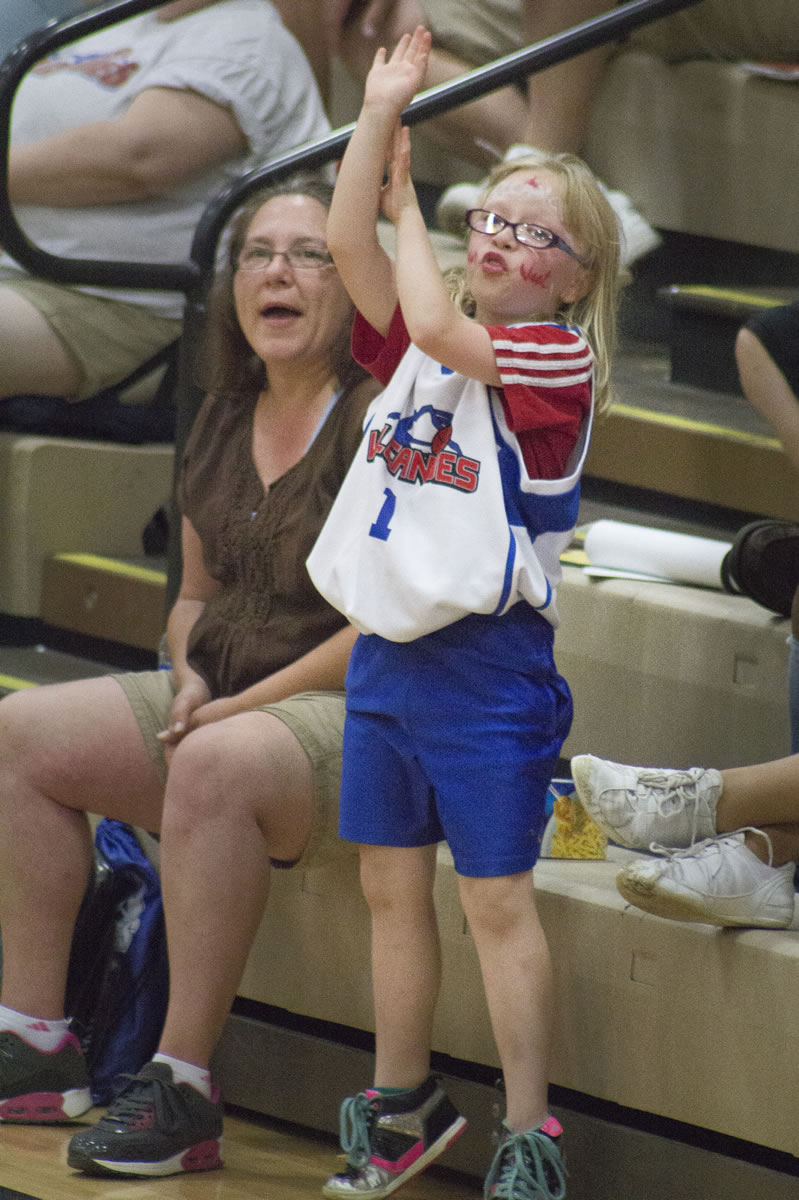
[
  {"xmin": 0, "ymin": 0, "xmax": 703, "ymax": 293},
  {"xmin": 0, "ymin": 0, "xmax": 200, "ymax": 292},
  {"xmin": 190, "ymin": 0, "xmax": 703, "ymax": 276}
]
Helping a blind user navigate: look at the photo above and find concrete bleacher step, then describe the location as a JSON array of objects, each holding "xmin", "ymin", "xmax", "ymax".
[
  {"xmin": 40, "ymin": 551, "xmax": 167, "ymax": 654},
  {"xmin": 659, "ymin": 283, "xmax": 799, "ymax": 394},
  {"xmin": 0, "ymin": 642, "xmax": 117, "ymax": 698},
  {"xmin": 586, "ymin": 339, "xmax": 799, "ymax": 523}
]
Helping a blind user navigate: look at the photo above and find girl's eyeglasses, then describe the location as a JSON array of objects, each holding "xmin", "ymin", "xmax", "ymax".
[
  {"xmin": 465, "ymin": 209, "xmax": 588, "ymax": 264},
  {"xmin": 236, "ymin": 243, "xmax": 334, "ymax": 272}
]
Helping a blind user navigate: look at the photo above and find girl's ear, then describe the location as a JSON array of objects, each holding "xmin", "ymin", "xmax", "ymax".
[{"xmin": 560, "ymin": 263, "xmax": 594, "ymax": 306}]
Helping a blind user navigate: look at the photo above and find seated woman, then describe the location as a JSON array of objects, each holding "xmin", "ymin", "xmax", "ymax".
[
  {"xmin": 0, "ymin": 174, "xmax": 378, "ymax": 1177},
  {"xmin": 571, "ymin": 753, "xmax": 798, "ymax": 930},
  {"xmin": 0, "ymin": 0, "xmax": 329, "ymax": 402}
]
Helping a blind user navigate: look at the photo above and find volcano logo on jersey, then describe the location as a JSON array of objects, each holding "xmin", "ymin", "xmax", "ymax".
[{"xmin": 366, "ymin": 405, "xmax": 480, "ymax": 493}]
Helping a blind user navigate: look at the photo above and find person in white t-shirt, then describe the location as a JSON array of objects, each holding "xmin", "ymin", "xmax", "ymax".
[{"xmin": 0, "ymin": 0, "xmax": 330, "ymax": 402}]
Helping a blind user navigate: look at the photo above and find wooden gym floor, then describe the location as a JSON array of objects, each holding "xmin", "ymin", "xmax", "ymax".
[{"xmin": 0, "ymin": 1106, "xmax": 481, "ymax": 1200}]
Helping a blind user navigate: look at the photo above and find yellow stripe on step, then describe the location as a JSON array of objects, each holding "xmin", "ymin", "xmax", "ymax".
[
  {"xmin": 0, "ymin": 673, "xmax": 38, "ymax": 691},
  {"xmin": 668, "ymin": 285, "xmax": 787, "ymax": 309},
  {"xmin": 53, "ymin": 552, "xmax": 167, "ymax": 585},
  {"xmin": 609, "ymin": 402, "xmax": 781, "ymax": 448}
]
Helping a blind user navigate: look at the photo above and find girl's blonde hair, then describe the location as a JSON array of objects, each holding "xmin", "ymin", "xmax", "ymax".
[{"xmin": 446, "ymin": 149, "xmax": 621, "ymax": 417}]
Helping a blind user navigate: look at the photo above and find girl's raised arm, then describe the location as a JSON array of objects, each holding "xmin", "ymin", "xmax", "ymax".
[
  {"xmin": 387, "ymin": 125, "xmax": 501, "ymax": 386},
  {"xmin": 328, "ymin": 27, "xmax": 431, "ymax": 336}
]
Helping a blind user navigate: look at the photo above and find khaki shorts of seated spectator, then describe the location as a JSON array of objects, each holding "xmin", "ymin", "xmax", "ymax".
[
  {"xmin": 0, "ymin": 274, "xmax": 182, "ymax": 401},
  {"xmin": 422, "ymin": 0, "xmax": 799, "ymax": 76},
  {"xmin": 113, "ymin": 670, "xmax": 355, "ymax": 870},
  {"xmin": 630, "ymin": 0, "xmax": 799, "ymax": 62}
]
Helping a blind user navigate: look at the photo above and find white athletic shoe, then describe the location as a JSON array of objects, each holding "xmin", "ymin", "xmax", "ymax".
[
  {"xmin": 570, "ymin": 754, "xmax": 721, "ymax": 849},
  {"xmin": 600, "ymin": 186, "xmax": 662, "ymax": 269},
  {"xmin": 616, "ymin": 830, "xmax": 797, "ymax": 928},
  {"xmin": 434, "ymin": 145, "xmax": 661, "ymax": 270}
]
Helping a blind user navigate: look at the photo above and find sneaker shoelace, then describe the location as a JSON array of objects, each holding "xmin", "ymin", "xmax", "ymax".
[
  {"xmin": 631, "ymin": 768, "xmax": 711, "ymax": 844},
  {"xmin": 650, "ymin": 826, "xmax": 774, "ymax": 869},
  {"xmin": 485, "ymin": 1130, "xmax": 566, "ymax": 1200},
  {"xmin": 339, "ymin": 1092, "xmax": 378, "ymax": 1168},
  {"xmin": 97, "ymin": 1073, "xmax": 189, "ymax": 1133}
]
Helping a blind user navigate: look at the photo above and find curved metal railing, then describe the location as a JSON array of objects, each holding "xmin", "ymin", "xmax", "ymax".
[{"xmin": 0, "ymin": 0, "xmax": 704, "ymax": 598}]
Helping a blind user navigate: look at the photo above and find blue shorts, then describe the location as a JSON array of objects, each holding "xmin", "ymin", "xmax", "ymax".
[{"xmin": 339, "ymin": 604, "xmax": 573, "ymax": 877}]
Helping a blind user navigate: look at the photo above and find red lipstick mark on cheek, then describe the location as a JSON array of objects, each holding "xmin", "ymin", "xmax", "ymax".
[
  {"xmin": 520, "ymin": 261, "xmax": 551, "ymax": 287},
  {"xmin": 467, "ymin": 248, "xmax": 478, "ymax": 264}
]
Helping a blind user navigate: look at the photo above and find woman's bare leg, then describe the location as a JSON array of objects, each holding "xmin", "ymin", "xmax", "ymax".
[
  {"xmin": 0, "ymin": 288, "xmax": 84, "ymax": 399},
  {"xmin": 155, "ymin": 711, "xmax": 314, "ymax": 1066},
  {"xmin": 520, "ymin": 0, "xmax": 614, "ymax": 153},
  {"xmin": 0, "ymin": 678, "xmax": 164, "ymax": 1018}
]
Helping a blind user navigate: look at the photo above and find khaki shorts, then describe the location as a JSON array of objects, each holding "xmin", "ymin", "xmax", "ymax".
[
  {"xmin": 422, "ymin": 0, "xmax": 799, "ymax": 69},
  {"xmin": 0, "ymin": 274, "xmax": 181, "ymax": 401},
  {"xmin": 112, "ymin": 670, "xmax": 353, "ymax": 870},
  {"xmin": 420, "ymin": 0, "xmax": 520, "ymax": 67}
]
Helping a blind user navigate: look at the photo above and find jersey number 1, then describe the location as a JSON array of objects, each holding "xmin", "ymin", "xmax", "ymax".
[{"xmin": 369, "ymin": 488, "xmax": 396, "ymax": 541}]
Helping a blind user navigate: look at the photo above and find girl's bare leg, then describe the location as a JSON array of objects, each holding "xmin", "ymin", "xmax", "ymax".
[
  {"xmin": 358, "ymin": 842, "xmax": 440, "ymax": 1087},
  {"xmin": 458, "ymin": 870, "xmax": 551, "ymax": 1132}
]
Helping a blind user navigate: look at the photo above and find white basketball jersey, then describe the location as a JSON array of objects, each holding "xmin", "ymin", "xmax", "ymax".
[{"xmin": 307, "ymin": 341, "xmax": 593, "ymax": 642}]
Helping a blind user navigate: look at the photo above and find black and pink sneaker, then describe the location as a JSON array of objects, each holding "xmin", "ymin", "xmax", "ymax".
[
  {"xmin": 484, "ymin": 1117, "xmax": 566, "ymax": 1200},
  {"xmin": 323, "ymin": 1075, "xmax": 467, "ymax": 1199},
  {"xmin": 67, "ymin": 1061, "xmax": 223, "ymax": 1177},
  {"xmin": 0, "ymin": 1029, "xmax": 92, "ymax": 1122}
]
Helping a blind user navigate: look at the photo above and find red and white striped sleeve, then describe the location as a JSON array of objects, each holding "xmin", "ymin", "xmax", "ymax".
[
  {"xmin": 488, "ymin": 322, "xmax": 593, "ymax": 394},
  {"xmin": 485, "ymin": 322, "xmax": 594, "ymax": 478}
]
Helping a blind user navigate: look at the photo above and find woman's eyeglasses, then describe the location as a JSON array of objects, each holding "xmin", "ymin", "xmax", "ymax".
[
  {"xmin": 465, "ymin": 209, "xmax": 588, "ymax": 264},
  {"xmin": 236, "ymin": 243, "xmax": 334, "ymax": 272}
]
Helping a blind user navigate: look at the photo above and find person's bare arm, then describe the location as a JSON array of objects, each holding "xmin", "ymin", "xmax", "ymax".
[
  {"xmin": 385, "ymin": 107, "xmax": 501, "ymax": 384},
  {"xmin": 327, "ymin": 26, "xmax": 430, "ymax": 335},
  {"xmin": 162, "ymin": 514, "xmax": 358, "ymax": 739},
  {"xmin": 186, "ymin": 623, "xmax": 359, "ymax": 730},
  {"xmin": 10, "ymin": 85, "xmax": 246, "ymax": 207},
  {"xmin": 159, "ymin": 515, "xmax": 221, "ymax": 744}
]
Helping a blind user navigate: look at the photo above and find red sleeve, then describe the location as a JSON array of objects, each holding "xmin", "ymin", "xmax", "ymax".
[
  {"xmin": 485, "ymin": 322, "xmax": 594, "ymax": 480},
  {"xmin": 352, "ymin": 306, "xmax": 411, "ymax": 386}
]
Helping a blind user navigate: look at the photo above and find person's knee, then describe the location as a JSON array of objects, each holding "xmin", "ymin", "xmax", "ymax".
[
  {"xmin": 338, "ymin": 0, "xmax": 432, "ymax": 77},
  {"xmin": 458, "ymin": 872, "xmax": 535, "ymax": 938},
  {"xmin": 0, "ymin": 689, "xmax": 43, "ymax": 771},
  {"xmin": 162, "ymin": 725, "xmax": 234, "ymax": 818},
  {"xmin": 162, "ymin": 718, "xmax": 278, "ymax": 831}
]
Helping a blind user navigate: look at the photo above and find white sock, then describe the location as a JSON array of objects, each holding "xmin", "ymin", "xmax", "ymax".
[
  {"xmin": 0, "ymin": 1003, "xmax": 72, "ymax": 1051},
  {"xmin": 152, "ymin": 1052, "xmax": 212, "ymax": 1099}
]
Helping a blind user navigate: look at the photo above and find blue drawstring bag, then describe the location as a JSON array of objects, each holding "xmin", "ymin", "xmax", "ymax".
[{"xmin": 65, "ymin": 818, "xmax": 169, "ymax": 1104}]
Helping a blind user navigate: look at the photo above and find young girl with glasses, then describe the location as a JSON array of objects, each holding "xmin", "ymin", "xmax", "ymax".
[{"xmin": 308, "ymin": 27, "xmax": 620, "ymax": 1200}]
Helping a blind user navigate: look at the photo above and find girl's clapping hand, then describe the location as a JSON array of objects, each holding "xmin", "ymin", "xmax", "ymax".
[{"xmin": 363, "ymin": 24, "xmax": 431, "ymax": 115}]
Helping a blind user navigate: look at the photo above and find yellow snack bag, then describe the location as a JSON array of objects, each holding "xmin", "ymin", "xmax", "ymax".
[{"xmin": 542, "ymin": 787, "xmax": 607, "ymax": 860}]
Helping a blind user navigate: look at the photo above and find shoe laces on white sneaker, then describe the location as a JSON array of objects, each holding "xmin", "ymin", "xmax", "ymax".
[
  {"xmin": 650, "ymin": 826, "xmax": 774, "ymax": 868},
  {"xmin": 573, "ymin": 755, "xmax": 720, "ymax": 850},
  {"xmin": 635, "ymin": 768, "xmax": 718, "ymax": 845}
]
